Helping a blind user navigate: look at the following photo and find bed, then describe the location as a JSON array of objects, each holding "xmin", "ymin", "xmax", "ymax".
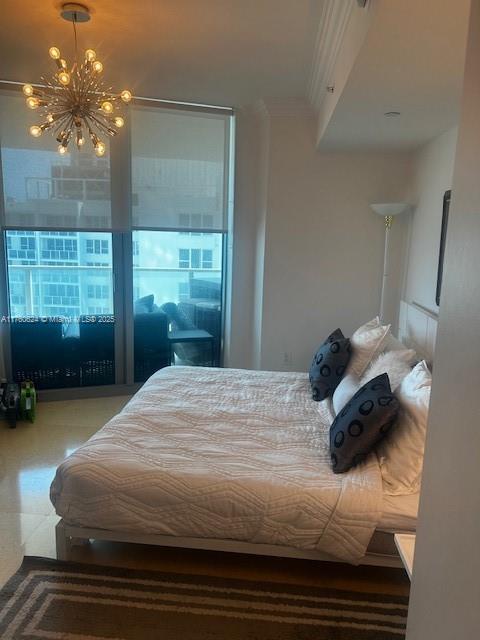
[
  {"xmin": 51, "ymin": 365, "xmax": 418, "ymax": 567},
  {"xmin": 51, "ymin": 302, "xmax": 433, "ymax": 566}
]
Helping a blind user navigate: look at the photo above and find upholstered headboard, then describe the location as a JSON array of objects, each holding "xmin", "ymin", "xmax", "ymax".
[{"xmin": 398, "ymin": 301, "xmax": 438, "ymax": 364}]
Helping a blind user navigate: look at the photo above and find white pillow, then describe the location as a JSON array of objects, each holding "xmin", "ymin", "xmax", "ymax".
[
  {"xmin": 332, "ymin": 348, "xmax": 415, "ymax": 415},
  {"xmin": 384, "ymin": 334, "xmax": 410, "ymax": 353},
  {"xmin": 360, "ymin": 349, "xmax": 416, "ymax": 392},
  {"xmin": 376, "ymin": 360, "xmax": 432, "ymax": 495},
  {"xmin": 332, "ymin": 373, "xmax": 361, "ymax": 415},
  {"xmin": 347, "ymin": 317, "xmax": 391, "ymax": 377}
]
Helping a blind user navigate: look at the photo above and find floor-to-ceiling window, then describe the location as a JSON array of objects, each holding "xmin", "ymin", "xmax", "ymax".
[
  {"xmin": 0, "ymin": 89, "xmax": 233, "ymax": 391},
  {"xmin": 132, "ymin": 230, "xmax": 223, "ymax": 380},
  {"xmin": 130, "ymin": 106, "xmax": 229, "ymax": 381}
]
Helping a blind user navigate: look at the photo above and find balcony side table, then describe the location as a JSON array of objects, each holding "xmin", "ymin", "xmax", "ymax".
[{"xmin": 167, "ymin": 329, "xmax": 215, "ymax": 366}]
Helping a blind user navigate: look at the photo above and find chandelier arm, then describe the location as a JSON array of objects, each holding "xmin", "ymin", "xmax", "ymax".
[
  {"xmin": 90, "ymin": 107, "xmax": 113, "ymax": 126},
  {"xmin": 44, "ymin": 78, "xmax": 62, "ymax": 93},
  {"xmin": 52, "ymin": 114, "xmax": 72, "ymax": 138},
  {"xmin": 89, "ymin": 76, "xmax": 106, "ymax": 99},
  {"xmin": 38, "ymin": 80, "xmax": 57, "ymax": 99},
  {"xmin": 83, "ymin": 116, "xmax": 101, "ymax": 148},
  {"xmin": 63, "ymin": 82, "xmax": 78, "ymax": 104},
  {"xmin": 64, "ymin": 114, "xmax": 76, "ymax": 143},
  {"xmin": 84, "ymin": 114, "xmax": 101, "ymax": 134},
  {"xmin": 79, "ymin": 72, "xmax": 98, "ymax": 105},
  {"xmin": 58, "ymin": 113, "xmax": 72, "ymax": 136},
  {"xmin": 85, "ymin": 114, "xmax": 112, "ymax": 141},
  {"xmin": 86, "ymin": 117, "xmax": 110, "ymax": 138},
  {"xmin": 87, "ymin": 111, "xmax": 116, "ymax": 135},
  {"xmin": 52, "ymin": 111, "xmax": 70, "ymax": 128},
  {"xmin": 78, "ymin": 66, "xmax": 88, "ymax": 99}
]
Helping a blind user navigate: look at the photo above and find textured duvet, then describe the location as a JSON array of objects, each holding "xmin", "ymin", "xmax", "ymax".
[{"xmin": 50, "ymin": 366, "xmax": 383, "ymax": 564}]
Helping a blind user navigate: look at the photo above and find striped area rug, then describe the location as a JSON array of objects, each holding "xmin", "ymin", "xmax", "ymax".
[{"xmin": 0, "ymin": 557, "xmax": 408, "ymax": 639}]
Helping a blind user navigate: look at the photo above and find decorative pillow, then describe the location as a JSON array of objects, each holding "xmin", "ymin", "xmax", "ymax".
[
  {"xmin": 332, "ymin": 373, "xmax": 361, "ymax": 415},
  {"xmin": 360, "ymin": 349, "xmax": 416, "ymax": 392},
  {"xmin": 309, "ymin": 329, "xmax": 351, "ymax": 402},
  {"xmin": 376, "ymin": 361, "xmax": 432, "ymax": 495},
  {"xmin": 346, "ymin": 317, "xmax": 391, "ymax": 377},
  {"xmin": 329, "ymin": 373, "xmax": 400, "ymax": 474}
]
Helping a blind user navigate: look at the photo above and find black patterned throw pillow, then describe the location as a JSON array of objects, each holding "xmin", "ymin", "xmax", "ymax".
[
  {"xmin": 329, "ymin": 372, "xmax": 399, "ymax": 474},
  {"xmin": 309, "ymin": 329, "xmax": 351, "ymax": 402}
]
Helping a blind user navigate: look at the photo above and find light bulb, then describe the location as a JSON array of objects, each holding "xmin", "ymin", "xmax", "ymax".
[
  {"xmin": 49, "ymin": 46, "xmax": 61, "ymax": 60},
  {"xmin": 101, "ymin": 101, "xmax": 113, "ymax": 114},
  {"xmin": 29, "ymin": 125, "xmax": 42, "ymax": 138},
  {"xmin": 113, "ymin": 116, "xmax": 124, "ymax": 128},
  {"xmin": 60, "ymin": 59, "xmax": 67, "ymax": 69},
  {"xmin": 85, "ymin": 49, "xmax": 96, "ymax": 62},
  {"xmin": 58, "ymin": 71, "xmax": 70, "ymax": 85},
  {"xmin": 46, "ymin": 113, "xmax": 54, "ymax": 123},
  {"xmin": 95, "ymin": 141, "xmax": 106, "ymax": 157},
  {"xmin": 26, "ymin": 97, "xmax": 39, "ymax": 109},
  {"xmin": 120, "ymin": 90, "xmax": 132, "ymax": 103},
  {"xmin": 92, "ymin": 60, "xmax": 103, "ymax": 73},
  {"xmin": 23, "ymin": 84, "xmax": 34, "ymax": 97},
  {"xmin": 78, "ymin": 136, "xmax": 85, "ymax": 147},
  {"xmin": 58, "ymin": 144, "xmax": 68, "ymax": 155}
]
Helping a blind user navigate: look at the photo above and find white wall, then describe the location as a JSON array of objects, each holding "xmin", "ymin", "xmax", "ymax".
[
  {"xmin": 228, "ymin": 101, "xmax": 412, "ymax": 371},
  {"xmin": 404, "ymin": 127, "xmax": 458, "ymax": 313},
  {"xmin": 406, "ymin": 1, "xmax": 480, "ymax": 637}
]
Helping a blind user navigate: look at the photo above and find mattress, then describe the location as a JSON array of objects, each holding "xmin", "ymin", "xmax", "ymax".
[{"xmin": 51, "ymin": 366, "xmax": 386, "ymax": 564}]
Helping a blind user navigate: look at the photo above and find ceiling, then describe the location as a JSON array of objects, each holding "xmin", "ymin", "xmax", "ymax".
[
  {"xmin": 320, "ymin": 0, "xmax": 471, "ymax": 150},
  {"xmin": 0, "ymin": 0, "xmax": 323, "ymax": 108},
  {"xmin": 0, "ymin": 0, "xmax": 472, "ymax": 150}
]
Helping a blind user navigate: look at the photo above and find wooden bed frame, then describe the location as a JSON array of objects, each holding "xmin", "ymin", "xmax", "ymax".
[
  {"xmin": 55, "ymin": 301, "xmax": 437, "ymax": 569},
  {"xmin": 55, "ymin": 520, "xmax": 403, "ymax": 568}
]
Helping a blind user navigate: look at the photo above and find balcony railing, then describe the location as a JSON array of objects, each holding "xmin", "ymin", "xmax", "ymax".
[{"xmin": 25, "ymin": 176, "xmax": 110, "ymax": 202}]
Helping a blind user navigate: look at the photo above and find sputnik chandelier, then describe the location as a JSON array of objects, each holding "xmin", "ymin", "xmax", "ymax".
[{"xmin": 23, "ymin": 3, "xmax": 131, "ymax": 157}]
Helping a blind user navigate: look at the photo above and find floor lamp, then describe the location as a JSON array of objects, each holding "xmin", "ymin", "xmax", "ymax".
[{"xmin": 370, "ymin": 203, "xmax": 410, "ymax": 322}]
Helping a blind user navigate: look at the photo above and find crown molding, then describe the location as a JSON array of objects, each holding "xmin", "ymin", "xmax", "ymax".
[{"xmin": 308, "ymin": 0, "xmax": 355, "ymax": 111}]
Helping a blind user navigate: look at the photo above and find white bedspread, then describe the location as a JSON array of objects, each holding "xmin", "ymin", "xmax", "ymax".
[{"xmin": 50, "ymin": 367, "xmax": 384, "ymax": 564}]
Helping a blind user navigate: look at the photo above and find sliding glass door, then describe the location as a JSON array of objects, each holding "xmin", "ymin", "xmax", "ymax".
[
  {"xmin": 132, "ymin": 230, "xmax": 223, "ymax": 381},
  {"xmin": 130, "ymin": 105, "xmax": 229, "ymax": 381},
  {"xmin": 0, "ymin": 89, "xmax": 233, "ymax": 392}
]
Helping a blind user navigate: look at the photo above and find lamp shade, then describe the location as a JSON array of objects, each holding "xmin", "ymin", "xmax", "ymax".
[{"xmin": 370, "ymin": 202, "xmax": 410, "ymax": 217}]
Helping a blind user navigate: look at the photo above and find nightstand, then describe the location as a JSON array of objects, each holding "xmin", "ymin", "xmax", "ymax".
[{"xmin": 394, "ymin": 533, "xmax": 416, "ymax": 580}]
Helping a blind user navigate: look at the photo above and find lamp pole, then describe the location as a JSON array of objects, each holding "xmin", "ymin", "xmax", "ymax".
[
  {"xmin": 380, "ymin": 215, "xmax": 394, "ymax": 322},
  {"xmin": 370, "ymin": 203, "xmax": 410, "ymax": 323}
]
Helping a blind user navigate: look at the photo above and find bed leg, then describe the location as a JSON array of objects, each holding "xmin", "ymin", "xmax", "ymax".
[{"xmin": 55, "ymin": 520, "xmax": 70, "ymax": 561}]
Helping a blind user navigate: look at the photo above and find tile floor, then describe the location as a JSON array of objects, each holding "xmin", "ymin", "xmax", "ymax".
[{"xmin": 0, "ymin": 394, "xmax": 130, "ymax": 588}]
